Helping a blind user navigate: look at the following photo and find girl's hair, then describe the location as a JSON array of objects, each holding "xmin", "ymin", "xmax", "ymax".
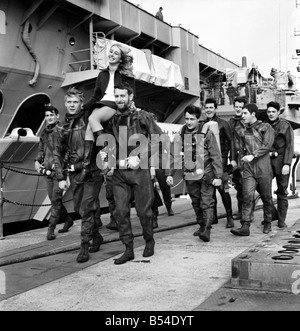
[{"xmin": 111, "ymin": 43, "xmax": 135, "ymax": 78}]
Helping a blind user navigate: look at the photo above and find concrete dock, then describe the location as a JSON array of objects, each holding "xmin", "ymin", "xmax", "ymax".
[{"xmin": 1, "ymin": 186, "xmax": 300, "ymax": 312}]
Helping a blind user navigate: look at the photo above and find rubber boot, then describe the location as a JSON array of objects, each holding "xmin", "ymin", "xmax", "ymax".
[
  {"xmin": 152, "ymin": 210, "xmax": 158, "ymax": 229},
  {"xmin": 114, "ymin": 243, "xmax": 134, "ymax": 265},
  {"xmin": 232, "ymin": 212, "xmax": 242, "ymax": 220},
  {"xmin": 94, "ymin": 210, "xmax": 103, "ymax": 228},
  {"xmin": 76, "ymin": 242, "xmax": 90, "ymax": 263},
  {"xmin": 233, "ymin": 200, "xmax": 243, "ymax": 220},
  {"xmin": 47, "ymin": 225, "xmax": 56, "ymax": 241},
  {"xmin": 263, "ymin": 222, "xmax": 272, "ymax": 234},
  {"xmin": 278, "ymin": 221, "xmax": 287, "ymax": 229},
  {"xmin": 193, "ymin": 224, "xmax": 205, "ymax": 237},
  {"xmin": 272, "ymin": 206, "xmax": 279, "ymax": 222},
  {"xmin": 212, "ymin": 205, "xmax": 218, "ymax": 224},
  {"xmin": 143, "ymin": 239, "xmax": 155, "ymax": 258},
  {"xmin": 199, "ymin": 208, "xmax": 214, "ymax": 242},
  {"xmin": 167, "ymin": 207, "xmax": 174, "ymax": 216},
  {"xmin": 58, "ymin": 217, "xmax": 74, "ymax": 233},
  {"xmin": 89, "ymin": 232, "xmax": 104, "ymax": 253},
  {"xmin": 106, "ymin": 217, "xmax": 118, "ymax": 230},
  {"xmin": 231, "ymin": 222, "xmax": 250, "ymax": 236},
  {"xmin": 226, "ymin": 209, "xmax": 235, "ymax": 229},
  {"xmin": 193, "ymin": 209, "xmax": 203, "ymax": 236}
]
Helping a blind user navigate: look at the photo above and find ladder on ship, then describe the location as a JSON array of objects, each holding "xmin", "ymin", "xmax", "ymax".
[{"xmin": 68, "ymin": 32, "xmax": 106, "ymax": 71}]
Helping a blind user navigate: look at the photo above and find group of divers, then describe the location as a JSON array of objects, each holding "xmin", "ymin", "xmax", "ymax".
[{"xmin": 34, "ymin": 43, "xmax": 294, "ymax": 264}]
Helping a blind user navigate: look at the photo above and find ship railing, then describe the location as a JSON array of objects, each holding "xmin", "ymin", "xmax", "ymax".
[
  {"xmin": 0, "ymin": 163, "xmax": 73, "ymax": 239},
  {"xmin": 68, "ymin": 32, "xmax": 106, "ymax": 72}
]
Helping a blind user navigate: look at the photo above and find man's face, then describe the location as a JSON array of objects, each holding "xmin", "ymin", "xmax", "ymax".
[
  {"xmin": 205, "ymin": 102, "xmax": 216, "ymax": 119},
  {"xmin": 185, "ymin": 112, "xmax": 199, "ymax": 130},
  {"xmin": 45, "ymin": 111, "xmax": 59, "ymax": 125},
  {"xmin": 114, "ymin": 88, "xmax": 133, "ymax": 111},
  {"xmin": 242, "ymin": 108, "xmax": 255, "ymax": 124},
  {"xmin": 267, "ymin": 106, "xmax": 280, "ymax": 122},
  {"xmin": 234, "ymin": 101, "xmax": 244, "ymax": 117},
  {"xmin": 65, "ymin": 96, "xmax": 82, "ymax": 115}
]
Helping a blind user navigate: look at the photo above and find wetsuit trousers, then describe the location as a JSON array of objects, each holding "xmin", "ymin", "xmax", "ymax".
[
  {"xmin": 185, "ymin": 174, "xmax": 215, "ymax": 227},
  {"xmin": 112, "ymin": 169, "xmax": 154, "ymax": 246},
  {"xmin": 46, "ymin": 176, "xmax": 70, "ymax": 228},
  {"xmin": 242, "ymin": 159, "xmax": 273, "ymax": 225}
]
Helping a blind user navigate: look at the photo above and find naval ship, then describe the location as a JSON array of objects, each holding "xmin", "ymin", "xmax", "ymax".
[{"xmin": 0, "ymin": 0, "xmax": 299, "ymax": 236}]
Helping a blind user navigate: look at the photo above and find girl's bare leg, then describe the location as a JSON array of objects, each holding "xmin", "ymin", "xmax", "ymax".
[
  {"xmin": 84, "ymin": 123, "xmax": 94, "ymax": 141},
  {"xmin": 89, "ymin": 106, "xmax": 116, "ymax": 133}
]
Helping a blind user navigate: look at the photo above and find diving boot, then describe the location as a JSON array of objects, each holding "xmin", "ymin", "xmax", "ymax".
[
  {"xmin": 76, "ymin": 242, "xmax": 90, "ymax": 263},
  {"xmin": 199, "ymin": 228, "xmax": 211, "ymax": 242},
  {"xmin": 95, "ymin": 216, "xmax": 103, "ymax": 228},
  {"xmin": 58, "ymin": 217, "xmax": 74, "ymax": 233},
  {"xmin": 152, "ymin": 209, "xmax": 158, "ymax": 229},
  {"xmin": 114, "ymin": 244, "xmax": 134, "ymax": 265},
  {"xmin": 47, "ymin": 225, "xmax": 56, "ymax": 241},
  {"xmin": 199, "ymin": 209, "xmax": 214, "ymax": 242},
  {"xmin": 167, "ymin": 207, "xmax": 174, "ymax": 216},
  {"xmin": 226, "ymin": 210, "xmax": 235, "ymax": 229},
  {"xmin": 143, "ymin": 239, "xmax": 155, "ymax": 258},
  {"xmin": 232, "ymin": 212, "xmax": 242, "ymax": 220},
  {"xmin": 263, "ymin": 222, "xmax": 272, "ymax": 234},
  {"xmin": 193, "ymin": 224, "xmax": 205, "ymax": 236},
  {"xmin": 278, "ymin": 221, "xmax": 287, "ymax": 229},
  {"xmin": 231, "ymin": 223, "xmax": 250, "ymax": 236},
  {"xmin": 89, "ymin": 232, "xmax": 104, "ymax": 253},
  {"xmin": 106, "ymin": 218, "xmax": 118, "ymax": 231}
]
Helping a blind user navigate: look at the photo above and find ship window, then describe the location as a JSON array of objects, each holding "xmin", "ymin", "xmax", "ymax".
[
  {"xmin": 6, "ymin": 93, "xmax": 50, "ymax": 136},
  {"xmin": 0, "ymin": 10, "xmax": 5, "ymax": 35},
  {"xmin": 0, "ymin": 90, "xmax": 3, "ymax": 113}
]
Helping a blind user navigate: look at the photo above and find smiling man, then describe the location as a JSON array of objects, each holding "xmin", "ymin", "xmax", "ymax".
[
  {"xmin": 35, "ymin": 106, "xmax": 74, "ymax": 241},
  {"xmin": 267, "ymin": 101, "xmax": 294, "ymax": 229},
  {"xmin": 231, "ymin": 103, "xmax": 275, "ymax": 237},
  {"xmin": 101, "ymin": 82, "xmax": 163, "ymax": 265},
  {"xmin": 172, "ymin": 105, "xmax": 223, "ymax": 242},
  {"xmin": 228, "ymin": 97, "xmax": 247, "ymax": 220}
]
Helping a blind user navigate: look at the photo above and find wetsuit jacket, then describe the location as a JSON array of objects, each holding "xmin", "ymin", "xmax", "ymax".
[
  {"xmin": 35, "ymin": 122, "xmax": 61, "ymax": 173},
  {"xmin": 228, "ymin": 115, "xmax": 245, "ymax": 164},
  {"xmin": 267, "ymin": 118, "xmax": 294, "ymax": 173},
  {"xmin": 204, "ymin": 115, "xmax": 234, "ymax": 164},
  {"xmin": 53, "ymin": 111, "xmax": 87, "ymax": 181},
  {"xmin": 84, "ymin": 68, "xmax": 136, "ymax": 113},
  {"xmin": 237, "ymin": 120, "xmax": 275, "ymax": 160},
  {"xmin": 104, "ymin": 108, "xmax": 162, "ymax": 169},
  {"xmin": 172, "ymin": 123, "xmax": 223, "ymax": 180}
]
